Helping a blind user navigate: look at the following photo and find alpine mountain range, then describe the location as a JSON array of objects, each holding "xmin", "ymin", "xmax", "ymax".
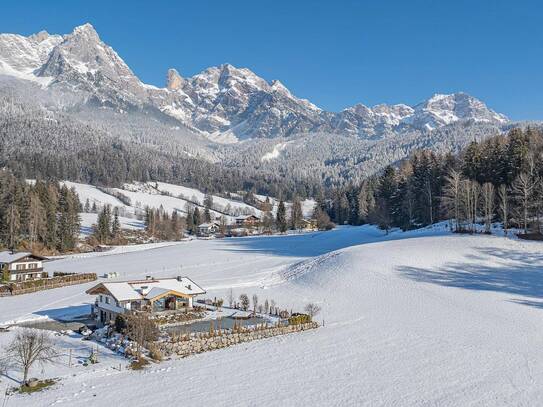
[{"xmin": 0, "ymin": 23, "xmax": 520, "ymax": 196}]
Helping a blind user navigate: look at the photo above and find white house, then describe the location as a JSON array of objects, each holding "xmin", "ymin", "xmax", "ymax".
[
  {"xmin": 197, "ymin": 222, "xmax": 220, "ymax": 237},
  {"xmin": 0, "ymin": 251, "xmax": 47, "ymax": 282},
  {"xmin": 86, "ymin": 276, "xmax": 206, "ymax": 325}
]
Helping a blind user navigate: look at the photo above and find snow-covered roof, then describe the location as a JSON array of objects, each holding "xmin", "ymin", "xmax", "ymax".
[
  {"xmin": 101, "ymin": 282, "xmax": 141, "ymax": 301},
  {"xmin": 0, "ymin": 251, "xmax": 45, "ymax": 264},
  {"xmin": 87, "ymin": 277, "xmax": 206, "ymax": 302},
  {"xmin": 235, "ymin": 215, "xmax": 260, "ymax": 220},
  {"xmin": 144, "ymin": 287, "xmax": 170, "ymax": 300},
  {"xmin": 198, "ymin": 222, "xmax": 219, "ymax": 228}
]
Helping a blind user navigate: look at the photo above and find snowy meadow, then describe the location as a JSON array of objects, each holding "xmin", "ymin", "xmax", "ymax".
[{"xmin": 1, "ymin": 226, "xmax": 543, "ymax": 405}]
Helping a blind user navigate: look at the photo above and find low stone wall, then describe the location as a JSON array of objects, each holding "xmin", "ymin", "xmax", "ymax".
[{"xmin": 158, "ymin": 322, "xmax": 318, "ymax": 357}]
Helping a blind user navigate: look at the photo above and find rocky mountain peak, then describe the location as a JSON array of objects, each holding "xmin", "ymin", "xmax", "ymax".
[
  {"xmin": 71, "ymin": 23, "xmax": 100, "ymax": 41},
  {"xmin": 166, "ymin": 68, "xmax": 184, "ymax": 90},
  {"xmin": 408, "ymin": 92, "xmax": 508, "ymax": 130},
  {"xmin": 270, "ymin": 80, "xmax": 292, "ymax": 96},
  {"xmin": 0, "ymin": 24, "xmax": 510, "ymax": 143},
  {"xmin": 29, "ymin": 30, "xmax": 51, "ymax": 43}
]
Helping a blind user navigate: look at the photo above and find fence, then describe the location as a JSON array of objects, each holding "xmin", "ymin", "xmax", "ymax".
[{"xmin": 0, "ymin": 273, "xmax": 97, "ymax": 296}]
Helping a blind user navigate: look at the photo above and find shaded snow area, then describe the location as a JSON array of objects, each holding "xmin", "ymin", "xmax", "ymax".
[{"xmin": 3, "ymin": 225, "xmax": 543, "ymax": 405}]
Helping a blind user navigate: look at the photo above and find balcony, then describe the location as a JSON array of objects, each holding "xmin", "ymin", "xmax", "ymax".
[{"xmin": 11, "ymin": 267, "xmax": 44, "ymax": 274}]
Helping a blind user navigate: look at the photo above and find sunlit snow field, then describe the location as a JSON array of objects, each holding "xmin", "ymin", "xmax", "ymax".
[{"xmin": 2, "ymin": 225, "xmax": 543, "ymax": 406}]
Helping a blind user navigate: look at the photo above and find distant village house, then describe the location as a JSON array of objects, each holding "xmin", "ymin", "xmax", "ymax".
[
  {"xmin": 235, "ymin": 215, "xmax": 260, "ymax": 227},
  {"xmin": 301, "ymin": 219, "xmax": 318, "ymax": 231},
  {"xmin": 0, "ymin": 251, "xmax": 47, "ymax": 282},
  {"xmin": 197, "ymin": 222, "xmax": 220, "ymax": 237}
]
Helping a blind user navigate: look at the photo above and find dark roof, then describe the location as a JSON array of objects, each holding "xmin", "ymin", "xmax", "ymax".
[{"xmin": 0, "ymin": 251, "xmax": 47, "ymax": 264}]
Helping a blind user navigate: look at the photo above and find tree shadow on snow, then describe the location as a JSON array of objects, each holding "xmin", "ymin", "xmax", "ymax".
[
  {"xmin": 398, "ymin": 246, "xmax": 543, "ymax": 310},
  {"xmin": 218, "ymin": 225, "xmax": 449, "ymax": 258}
]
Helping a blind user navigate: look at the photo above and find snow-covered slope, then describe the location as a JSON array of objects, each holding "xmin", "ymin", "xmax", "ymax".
[
  {"xmin": 64, "ymin": 179, "xmax": 315, "ymax": 224},
  {"xmin": 0, "ymin": 30, "xmax": 62, "ymax": 85},
  {"xmin": 64, "ymin": 180, "xmax": 264, "ymax": 224},
  {"xmin": 62, "ymin": 181, "xmax": 128, "ymax": 209},
  {"xmin": 3, "ymin": 226, "xmax": 543, "ymax": 405}
]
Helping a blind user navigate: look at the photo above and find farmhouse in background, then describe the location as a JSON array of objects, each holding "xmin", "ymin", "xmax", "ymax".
[
  {"xmin": 301, "ymin": 219, "xmax": 318, "ymax": 231},
  {"xmin": 197, "ymin": 222, "xmax": 220, "ymax": 237},
  {"xmin": 0, "ymin": 251, "xmax": 47, "ymax": 282},
  {"xmin": 235, "ymin": 214, "xmax": 260, "ymax": 227},
  {"xmin": 86, "ymin": 276, "xmax": 206, "ymax": 325}
]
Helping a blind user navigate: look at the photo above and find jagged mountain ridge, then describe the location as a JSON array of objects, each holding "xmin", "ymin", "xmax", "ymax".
[{"xmin": 0, "ymin": 23, "xmax": 508, "ymax": 143}]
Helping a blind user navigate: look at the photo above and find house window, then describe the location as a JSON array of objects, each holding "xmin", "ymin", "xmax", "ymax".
[
  {"xmin": 16, "ymin": 264, "xmax": 25, "ymax": 270},
  {"xmin": 99, "ymin": 295, "xmax": 103, "ymax": 303},
  {"xmin": 105, "ymin": 297, "xmax": 110, "ymax": 304}
]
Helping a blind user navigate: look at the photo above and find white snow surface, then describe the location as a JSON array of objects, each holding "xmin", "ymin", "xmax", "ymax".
[
  {"xmin": 78, "ymin": 213, "xmax": 144, "ymax": 236},
  {"xmin": 3, "ymin": 225, "xmax": 543, "ymax": 405}
]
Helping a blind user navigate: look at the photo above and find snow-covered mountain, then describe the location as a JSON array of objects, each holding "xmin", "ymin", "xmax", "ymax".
[
  {"xmin": 404, "ymin": 93, "xmax": 508, "ymax": 131},
  {"xmin": 0, "ymin": 23, "xmax": 508, "ymax": 143}
]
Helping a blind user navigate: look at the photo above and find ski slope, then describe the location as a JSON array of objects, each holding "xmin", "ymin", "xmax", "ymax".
[{"xmin": 3, "ymin": 225, "xmax": 543, "ymax": 406}]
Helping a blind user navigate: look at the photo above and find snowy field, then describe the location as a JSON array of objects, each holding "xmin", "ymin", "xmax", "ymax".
[{"xmin": 3, "ymin": 225, "xmax": 543, "ymax": 405}]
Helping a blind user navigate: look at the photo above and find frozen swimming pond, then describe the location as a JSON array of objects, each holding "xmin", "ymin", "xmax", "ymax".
[{"xmin": 164, "ymin": 315, "xmax": 273, "ymax": 334}]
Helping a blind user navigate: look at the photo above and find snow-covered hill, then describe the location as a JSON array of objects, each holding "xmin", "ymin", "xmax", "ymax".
[
  {"xmin": 2, "ymin": 226, "xmax": 543, "ymax": 405},
  {"xmin": 62, "ymin": 180, "xmax": 315, "ymax": 231}
]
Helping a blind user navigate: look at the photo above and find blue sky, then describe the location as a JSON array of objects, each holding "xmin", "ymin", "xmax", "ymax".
[{"xmin": 2, "ymin": 0, "xmax": 542, "ymax": 120}]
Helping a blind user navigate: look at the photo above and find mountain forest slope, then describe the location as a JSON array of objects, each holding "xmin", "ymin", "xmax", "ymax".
[{"xmin": 0, "ymin": 24, "xmax": 521, "ymax": 197}]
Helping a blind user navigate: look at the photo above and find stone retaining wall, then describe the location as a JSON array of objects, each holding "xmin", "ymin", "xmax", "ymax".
[{"xmin": 158, "ymin": 322, "xmax": 318, "ymax": 357}]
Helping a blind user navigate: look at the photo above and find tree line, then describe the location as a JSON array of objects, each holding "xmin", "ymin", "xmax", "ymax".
[
  {"xmin": 0, "ymin": 171, "xmax": 81, "ymax": 253},
  {"xmin": 324, "ymin": 127, "xmax": 543, "ymax": 235}
]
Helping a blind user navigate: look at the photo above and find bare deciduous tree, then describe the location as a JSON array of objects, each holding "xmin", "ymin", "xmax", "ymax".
[
  {"xmin": 125, "ymin": 314, "xmax": 160, "ymax": 357},
  {"xmin": 252, "ymin": 294, "xmax": 259, "ymax": 315},
  {"xmin": 498, "ymin": 184, "xmax": 509, "ymax": 235},
  {"xmin": 482, "ymin": 182, "xmax": 495, "ymax": 233},
  {"xmin": 442, "ymin": 170, "xmax": 463, "ymax": 232},
  {"xmin": 304, "ymin": 303, "xmax": 322, "ymax": 320},
  {"xmin": 227, "ymin": 288, "xmax": 234, "ymax": 308},
  {"xmin": 461, "ymin": 180, "xmax": 480, "ymax": 232},
  {"xmin": 512, "ymin": 173, "xmax": 536, "ymax": 233},
  {"xmin": 269, "ymin": 299, "xmax": 276, "ymax": 315},
  {"xmin": 1, "ymin": 329, "xmax": 58, "ymax": 385}
]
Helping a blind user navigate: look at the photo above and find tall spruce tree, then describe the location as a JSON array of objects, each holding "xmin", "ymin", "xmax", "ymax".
[{"xmin": 276, "ymin": 200, "xmax": 287, "ymax": 233}]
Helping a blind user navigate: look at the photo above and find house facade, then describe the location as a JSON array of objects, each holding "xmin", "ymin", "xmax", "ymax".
[
  {"xmin": 197, "ymin": 222, "xmax": 220, "ymax": 237},
  {"xmin": 86, "ymin": 276, "xmax": 206, "ymax": 325},
  {"xmin": 0, "ymin": 251, "xmax": 47, "ymax": 282},
  {"xmin": 301, "ymin": 219, "xmax": 318, "ymax": 231},
  {"xmin": 235, "ymin": 215, "xmax": 260, "ymax": 227}
]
